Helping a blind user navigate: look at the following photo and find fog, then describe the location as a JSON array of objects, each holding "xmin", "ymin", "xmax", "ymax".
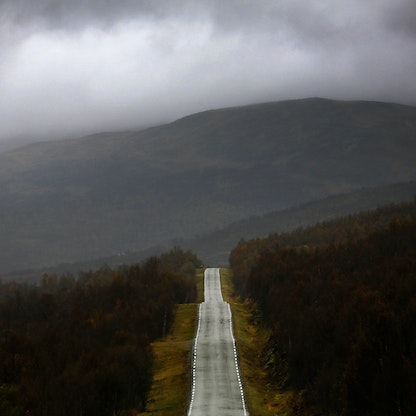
[{"xmin": 1, "ymin": 0, "xmax": 415, "ymax": 142}]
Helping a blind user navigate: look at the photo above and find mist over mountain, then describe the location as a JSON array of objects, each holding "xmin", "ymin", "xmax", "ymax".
[
  {"xmin": 1, "ymin": 98, "xmax": 416, "ymax": 274},
  {"xmin": 2, "ymin": 0, "xmax": 416, "ymax": 141},
  {"xmin": 184, "ymin": 181, "xmax": 416, "ymax": 266}
]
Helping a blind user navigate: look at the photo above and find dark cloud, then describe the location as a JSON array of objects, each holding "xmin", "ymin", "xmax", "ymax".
[
  {"xmin": 383, "ymin": 0, "xmax": 416, "ymax": 37},
  {"xmin": 0, "ymin": 0, "xmax": 415, "ymax": 142},
  {"xmin": 1, "ymin": 0, "xmax": 158, "ymax": 27},
  {"xmin": 2, "ymin": 0, "xmax": 415, "ymax": 38}
]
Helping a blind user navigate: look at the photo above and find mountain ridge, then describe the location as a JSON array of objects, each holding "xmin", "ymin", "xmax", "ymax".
[
  {"xmin": 183, "ymin": 180, "xmax": 416, "ymax": 265},
  {"xmin": 1, "ymin": 97, "xmax": 415, "ymax": 273},
  {"xmin": 6, "ymin": 180, "xmax": 416, "ymax": 281}
]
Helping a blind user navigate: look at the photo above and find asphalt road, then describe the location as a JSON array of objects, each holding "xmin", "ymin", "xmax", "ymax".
[{"xmin": 187, "ymin": 268, "xmax": 249, "ymax": 416}]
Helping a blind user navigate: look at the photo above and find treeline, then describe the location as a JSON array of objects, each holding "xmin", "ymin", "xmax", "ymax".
[
  {"xmin": 0, "ymin": 248, "xmax": 200, "ymax": 416},
  {"xmin": 271, "ymin": 198, "xmax": 416, "ymax": 250},
  {"xmin": 230, "ymin": 200, "xmax": 416, "ymax": 415}
]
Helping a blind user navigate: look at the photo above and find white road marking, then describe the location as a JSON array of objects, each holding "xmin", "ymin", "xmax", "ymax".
[{"xmin": 188, "ymin": 268, "xmax": 249, "ymax": 416}]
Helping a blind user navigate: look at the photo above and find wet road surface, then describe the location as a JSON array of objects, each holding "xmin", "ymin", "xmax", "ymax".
[{"xmin": 187, "ymin": 268, "xmax": 248, "ymax": 416}]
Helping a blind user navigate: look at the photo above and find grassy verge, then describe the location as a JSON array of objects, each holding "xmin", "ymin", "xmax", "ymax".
[
  {"xmin": 138, "ymin": 268, "xmax": 300, "ymax": 415},
  {"xmin": 220, "ymin": 268, "xmax": 299, "ymax": 416},
  {"xmin": 136, "ymin": 269, "xmax": 204, "ymax": 415}
]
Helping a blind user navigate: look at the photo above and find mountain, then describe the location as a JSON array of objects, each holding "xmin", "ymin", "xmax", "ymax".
[
  {"xmin": 1, "ymin": 98, "xmax": 416, "ymax": 273},
  {"xmin": 183, "ymin": 181, "xmax": 416, "ymax": 266},
  {"xmin": 15, "ymin": 181, "xmax": 414, "ymax": 282}
]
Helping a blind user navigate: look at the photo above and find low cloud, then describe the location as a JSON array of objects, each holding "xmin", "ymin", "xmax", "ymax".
[{"xmin": 0, "ymin": 0, "xmax": 415, "ymax": 141}]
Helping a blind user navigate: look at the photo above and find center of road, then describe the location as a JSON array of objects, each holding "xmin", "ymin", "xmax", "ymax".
[{"xmin": 187, "ymin": 268, "xmax": 249, "ymax": 416}]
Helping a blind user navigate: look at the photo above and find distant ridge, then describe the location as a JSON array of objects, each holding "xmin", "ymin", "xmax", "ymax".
[
  {"xmin": 0, "ymin": 98, "xmax": 415, "ymax": 274},
  {"xmin": 183, "ymin": 181, "xmax": 416, "ymax": 265},
  {"xmin": 7, "ymin": 181, "xmax": 416, "ymax": 281}
]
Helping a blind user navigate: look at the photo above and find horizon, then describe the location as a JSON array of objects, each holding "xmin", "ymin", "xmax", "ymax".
[
  {"xmin": 1, "ymin": 95, "xmax": 415, "ymax": 151},
  {"xmin": 1, "ymin": 0, "xmax": 416, "ymax": 143}
]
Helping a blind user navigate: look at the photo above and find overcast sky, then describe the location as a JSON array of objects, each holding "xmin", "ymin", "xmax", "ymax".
[{"xmin": 0, "ymin": 0, "xmax": 415, "ymax": 142}]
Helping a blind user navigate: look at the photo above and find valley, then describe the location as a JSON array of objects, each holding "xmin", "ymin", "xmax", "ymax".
[{"xmin": 1, "ymin": 98, "xmax": 416, "ymax": 275}]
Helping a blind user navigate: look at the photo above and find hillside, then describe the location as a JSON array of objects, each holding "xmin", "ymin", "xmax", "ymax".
[
  {"xmin": 184, "ymin": 181, "xmax": 416, "ymax": 265},
  {"xmin": 0, "ymin": 249, "xmax": 200, "ymax": 416},
  {"xmin": 1, "ymin": 98, "xmax": 416, "ymax": 273},
  {"xmin": 229, "ymin": 200, "xmax": 416, "ymax": 415}
]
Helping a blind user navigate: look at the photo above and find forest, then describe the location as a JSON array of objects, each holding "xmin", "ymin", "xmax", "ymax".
[
  {"xmin": 230, "ymin": 200, "xmax": 416, "ymax": 415},
  {"xmin": 0, "ymin": 248, "xmax": 200, "ymax": 416}
]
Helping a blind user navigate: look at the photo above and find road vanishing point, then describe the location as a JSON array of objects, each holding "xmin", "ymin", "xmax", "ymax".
[{"xmin": 187, "ymin": 268, "xmax": 249, "ymax": 416}]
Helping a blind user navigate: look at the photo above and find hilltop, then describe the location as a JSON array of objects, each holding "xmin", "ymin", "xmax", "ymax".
[{"xmin": 1, "ymin": 98, "xmax": 416, "ymax": 273}]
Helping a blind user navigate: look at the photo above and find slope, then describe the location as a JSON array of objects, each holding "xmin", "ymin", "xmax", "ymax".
[
  {"xmin": 184, "ymin": 181, "xmax": 416, "ymax": 265},
  {"xmin": 0, "ymin": 98, "xmax": 415, "ymax": 273}
]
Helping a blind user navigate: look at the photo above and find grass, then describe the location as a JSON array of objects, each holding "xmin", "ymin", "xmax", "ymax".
[
  {"xmin": 220, "ymin": 268, "xmax": 299, "ymax": 416},
  {"xmin": 137, "ymin": 268, "xmax": 300, "ymax": 415},
  {"xmin": 136, "ymin": 269, "xmax": 204, "ymax": 415}
]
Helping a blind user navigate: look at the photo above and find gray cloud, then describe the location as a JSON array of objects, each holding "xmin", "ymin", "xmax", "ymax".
[
  {"xmin": 1, "ymin": 0, "xmax": 158, "ymax": 27},
  {"xmin": 0, "ymin": 0, "xmax": 415, "ymax": 142},
  {"xmin": 3, "ymin": 0, "xmax": 416, "ymax": 39},
  {"xmin": 383, "ymin": 0, "xmax": 416, "ymax": 36}
]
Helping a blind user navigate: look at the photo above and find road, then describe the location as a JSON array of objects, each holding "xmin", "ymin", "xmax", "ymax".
[{"xmin": 187, "ymin": 268, "xmax": 249, "ymax": 416}]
